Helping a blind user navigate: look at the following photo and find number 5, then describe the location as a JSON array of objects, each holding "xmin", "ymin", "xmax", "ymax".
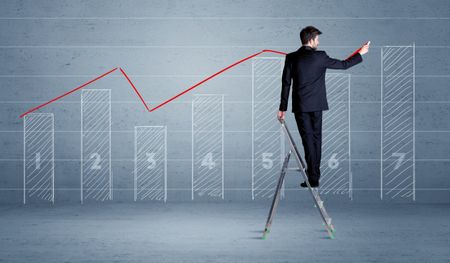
[{"xmin": 262, "ymin": 153, "xmax": 273, "ymax": 169}]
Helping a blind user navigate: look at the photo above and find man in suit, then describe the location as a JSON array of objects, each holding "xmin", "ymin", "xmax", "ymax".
[{"xmin": 277, "ymin": 26, "xmax": 370, "ymax": 188}]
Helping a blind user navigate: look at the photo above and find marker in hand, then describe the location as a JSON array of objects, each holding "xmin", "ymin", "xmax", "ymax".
[{"xmin": 346, "ymin": 41, "xmax": 371, "ymax": 59}]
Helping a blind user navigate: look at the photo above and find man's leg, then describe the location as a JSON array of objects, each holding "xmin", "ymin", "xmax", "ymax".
[
  {"xmin": 311, "ymin": 111, "xmax": 323, "ymax": 182},
  {"xmin": 294, "ymin": 112, "xmax": 318, "ymax": 184}
]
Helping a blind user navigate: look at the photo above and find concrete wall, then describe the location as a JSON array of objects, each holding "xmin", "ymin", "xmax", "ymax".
[{"xmin": 0, "ymin": 0, "xmax": 449, "ymax": 203}]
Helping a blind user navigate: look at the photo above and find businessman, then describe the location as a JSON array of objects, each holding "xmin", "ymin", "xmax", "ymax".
[{"xmin": 277, "ymin": 26, "xmax": 370, "ymax": 188}]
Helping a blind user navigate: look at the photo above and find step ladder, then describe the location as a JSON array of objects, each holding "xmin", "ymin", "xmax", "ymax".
[{"xmin": 262, "ymin": 118, "xmax": 336, "ymax": 239}]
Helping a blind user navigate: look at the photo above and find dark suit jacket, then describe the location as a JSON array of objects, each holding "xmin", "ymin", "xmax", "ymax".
[{"xmin": 279, "ymin": 46, "xmax": 363, "ymax": 112}]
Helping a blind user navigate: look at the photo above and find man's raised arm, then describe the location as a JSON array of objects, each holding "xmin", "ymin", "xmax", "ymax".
[{"xmin": 322, "ymin": 41, "xmax": 370, "ymax": 70}]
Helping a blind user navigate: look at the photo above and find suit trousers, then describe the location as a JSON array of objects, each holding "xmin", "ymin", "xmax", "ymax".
[{"xmin": 294, "ymin": 111, "xmax": 323, "ymax": 182}]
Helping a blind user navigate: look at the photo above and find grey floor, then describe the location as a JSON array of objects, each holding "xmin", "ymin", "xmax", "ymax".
[{"xmin": 0, "ymin": 202, "xmax": 449, "ymax": 263}]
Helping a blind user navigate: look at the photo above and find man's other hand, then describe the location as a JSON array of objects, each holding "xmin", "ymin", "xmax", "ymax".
[
  {"xmin": 358, "ymin": 41, "xmax": 370, "ymax": 55},
  {"xmin": 277, "ymin": 111, "xmax": 285, "ymax": 120}
]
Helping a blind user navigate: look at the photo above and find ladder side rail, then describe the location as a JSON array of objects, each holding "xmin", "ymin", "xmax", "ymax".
[{"xmin": 263, "ymin": 151, "xmax": 291, "ymax": 238}]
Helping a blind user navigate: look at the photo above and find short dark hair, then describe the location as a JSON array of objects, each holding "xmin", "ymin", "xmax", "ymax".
[{"xmin": 300, "ymin": 26, "xmax": 322, "ymax": 45}]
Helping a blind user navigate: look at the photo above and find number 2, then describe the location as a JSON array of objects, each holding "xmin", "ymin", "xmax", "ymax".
[
  {"xmin": 392, "ymin": 152, "xmax": 405, "ymax": 170},
  {"xmin": 90, "ymin": 153, "xmax": 101, "ymax": 170}
]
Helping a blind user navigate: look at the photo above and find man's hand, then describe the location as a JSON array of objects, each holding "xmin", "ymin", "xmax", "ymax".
[
  {"xmin": 277, "ymin": 111, "xmax": 285, "ymax": 120},
  {"xmin": 358, "ymin": 41, "xmax": 370, "ymax": 55}
]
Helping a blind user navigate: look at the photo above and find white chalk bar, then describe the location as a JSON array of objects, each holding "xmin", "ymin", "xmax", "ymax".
[
  {"xmin": 192, "ymin": 94, "xmax": 224, "ymax": 200},
  {"xmin": 81, "ymin": 89, "xmax": 112, "ymax": 203},
  {"xmin": 134, "ymin": 126, "xmax": 167, "ymax": 202},
  {"xmin": 381, "ymin": 45, "xmax": 415, "ymax": 200},
  {"xmin": 251, "ymin": 57, "xmax": 284, "ymax": 200},
  {"xmin": 23, "ymin": 113, "xmax": 54, "ymax": 204}
]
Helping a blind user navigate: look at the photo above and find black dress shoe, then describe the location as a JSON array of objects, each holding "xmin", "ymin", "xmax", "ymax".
[{"xmin": 300, "ymin": 180, "xmax": 319, "ymax": 188}]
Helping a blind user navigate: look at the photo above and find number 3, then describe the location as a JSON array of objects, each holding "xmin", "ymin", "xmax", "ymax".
[{"xmin": 146, "ymin": 152, "xmax": 156, "ymax": 169}]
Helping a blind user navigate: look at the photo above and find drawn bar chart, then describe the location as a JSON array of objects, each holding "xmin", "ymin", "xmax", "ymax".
[
  {"xmin": 319, "ymin": 74, "xmax": 352, "ymax": 198},
  {"xmin": 252, "ymin": 57, "xmax": 285, "ymax": 200},
  {"xmin": 192, "ymin": 94, "xmax": 224, "ymax": 200},
  {"xmin": 381, "ymin": 44, "xmax": 415, "ymax": 200},
  {"xmin": 134, "ymin": 126, "xmax": 167, "ymax": 202},
  {"xmin": 81, "ymin": 89, "xmax": 112, "ymax": 203},
  {"xmin": 23, "ymin": 113, "xmax": 54, "ymax": 204}
]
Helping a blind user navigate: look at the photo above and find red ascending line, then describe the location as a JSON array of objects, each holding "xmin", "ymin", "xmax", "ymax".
[
  {"xmin": 19, "ymin": 67, "xmax": 118, "ymax": 118},
  {"xmin": 19, "ymin": 46, "xmax": 363, "ymax": 118},
  {"xmin": 148, "ymin": 49, "xmax": 286, "ymax": 112},
  {"xmin": 19, "ymin": 49, "xmax": 286, "ymax": 118}
]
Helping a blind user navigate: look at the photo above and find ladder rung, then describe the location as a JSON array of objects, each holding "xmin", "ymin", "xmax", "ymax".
[{"xmin": 287, "ymin": 168, "xmax": 305, "ymax": 171}]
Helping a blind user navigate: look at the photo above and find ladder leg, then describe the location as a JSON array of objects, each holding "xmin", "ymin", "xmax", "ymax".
[
  {"xmin": 299, "ymin": 160, "xmax": 335, "ymax": 238},
  {"xmin": 279, "ymin": 119, "xmax": 336, "ymax": 239},
  {"xmin": 262, "ymin": 151, "xmax": 291, "ymax": 240},
  {"xmin": 312, "ymin": 189, "xmax": 335, "ymax": 232},
  {"xmin": 266, "ymin": 152, "xmax": 290, "ymax": 230}
]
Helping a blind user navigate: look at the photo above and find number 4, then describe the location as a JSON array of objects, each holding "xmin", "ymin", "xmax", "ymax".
[{"xmin": 201, "ymin": 152, "xmax": 215, "ymax": 169}]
